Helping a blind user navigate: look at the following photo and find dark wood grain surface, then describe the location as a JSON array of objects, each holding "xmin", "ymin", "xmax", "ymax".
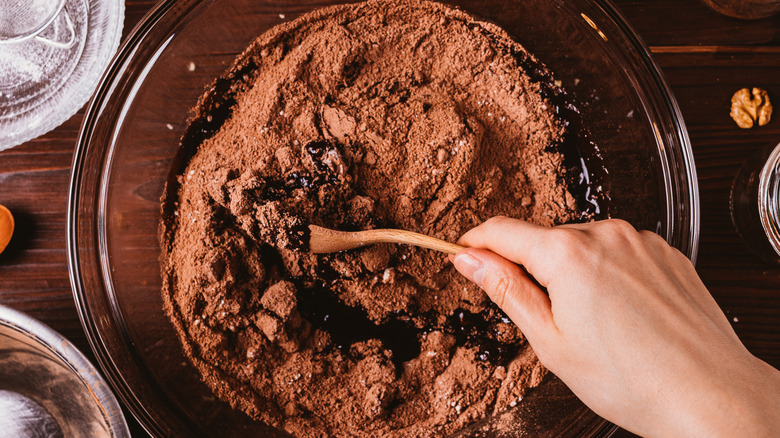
[{"xmin": 0, "ymin": 1, "xmax": 778, "ymax": 436}]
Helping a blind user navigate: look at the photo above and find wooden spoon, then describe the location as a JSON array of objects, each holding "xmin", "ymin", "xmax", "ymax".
[
  {"xmin": 0, "ymin": 205, "xmax": 13, "ymax": 255},
  {"xmin": 308, "ymin": 225, "xmax": 465, "ymax": 255}
]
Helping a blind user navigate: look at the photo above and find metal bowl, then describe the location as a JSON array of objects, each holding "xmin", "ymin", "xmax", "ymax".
[{"xmin": 0, "ymin": 304, "xmax": 129, "ymax": 438}]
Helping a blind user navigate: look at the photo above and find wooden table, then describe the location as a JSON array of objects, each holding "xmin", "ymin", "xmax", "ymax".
[{"xmin": 0, "ymin": 1, "xmax": 778, "ymax": 436}]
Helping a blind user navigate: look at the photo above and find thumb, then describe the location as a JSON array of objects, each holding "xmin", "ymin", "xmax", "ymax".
[{"xmin": 452, "ymin": 248, "xmax": 556, "ymax": 343}]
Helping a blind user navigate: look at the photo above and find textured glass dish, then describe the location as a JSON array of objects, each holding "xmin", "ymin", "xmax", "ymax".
[
  {"xmin": 68, "ymin": 0, "xmax": 699, "ymax": 436},
  {"xmin": 0, "ymin": 0, "xmax": 124, "ymax": 150}
]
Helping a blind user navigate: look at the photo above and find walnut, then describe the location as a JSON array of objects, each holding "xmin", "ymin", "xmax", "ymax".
[{"xmin": 730, "ymin": 88, "xmax": 772, "ymax": 129}]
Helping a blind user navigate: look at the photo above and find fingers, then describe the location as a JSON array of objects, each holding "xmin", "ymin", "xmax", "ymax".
[
  {"xmin": 457, "ymin": 216, "xmax": 566, "ymax": 287},
  {"xmin": 457, "ymin": 217, "xmax": 651, "ymax": 289},
  {"xmin": 452, "ymin": 248, "xmax": 556, "ymax": 343},
  {"xmin": 457, "ymin": 216, "xmax": 545, "ymax": 253}
]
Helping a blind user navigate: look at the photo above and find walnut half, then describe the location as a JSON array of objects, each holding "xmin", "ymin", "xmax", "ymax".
[{"xmin": 730, "ymin": 87, "xmax": 772, "ymax": 129}]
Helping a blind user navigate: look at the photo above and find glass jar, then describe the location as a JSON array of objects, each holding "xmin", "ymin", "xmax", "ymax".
[
  {"xmin": 730, "ymin": 141, "xmax": 780, "ymax": 263},
  {"xmin": 700, "ymin": 0, "xmax": 780, "ymax": 19}
]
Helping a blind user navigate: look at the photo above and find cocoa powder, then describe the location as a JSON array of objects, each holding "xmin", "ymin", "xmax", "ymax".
[{"xmin": 160, "ymin": 1, "xmax": 592, "ymax": 436}]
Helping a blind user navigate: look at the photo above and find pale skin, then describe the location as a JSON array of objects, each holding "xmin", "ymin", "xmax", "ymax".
[{"xmin": 450, "ymin": 217, "xmax": 780, "ymax": 437}]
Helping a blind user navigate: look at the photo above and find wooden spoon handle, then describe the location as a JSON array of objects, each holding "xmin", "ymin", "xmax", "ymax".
[{"xmin": 309, "ymin": 225, "xmax": 465, "ymax": 255}]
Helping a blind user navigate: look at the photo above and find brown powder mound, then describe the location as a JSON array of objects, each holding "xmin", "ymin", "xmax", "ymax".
[{"xmin": 160, "ymin": 0, "xmax": 593, "ymax": 436}]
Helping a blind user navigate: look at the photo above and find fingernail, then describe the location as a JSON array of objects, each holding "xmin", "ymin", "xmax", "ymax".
[{"xmin": 453, "ymin": 253, "xmax": 485, "ymax": 288}]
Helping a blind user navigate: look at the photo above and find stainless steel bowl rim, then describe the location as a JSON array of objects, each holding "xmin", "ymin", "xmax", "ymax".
[{"xmin": 0, "ymin": 304, "xmax": 130, "ymax": 438}]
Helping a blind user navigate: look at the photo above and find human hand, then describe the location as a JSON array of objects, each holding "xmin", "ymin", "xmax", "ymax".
[{"xmin": 451, "ymin": 217, "xmax": 780, "ymax": 437}]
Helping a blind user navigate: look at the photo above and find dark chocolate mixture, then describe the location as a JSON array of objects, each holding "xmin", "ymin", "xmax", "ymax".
[{"xmin": 160, "ymin": 1, "xmax": 603, "ymax": 436}]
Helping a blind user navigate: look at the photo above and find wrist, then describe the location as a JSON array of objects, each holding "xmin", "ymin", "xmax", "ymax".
[{"xmin": 664, "ymin": 355, "xmax": 780, "ymax": 437}]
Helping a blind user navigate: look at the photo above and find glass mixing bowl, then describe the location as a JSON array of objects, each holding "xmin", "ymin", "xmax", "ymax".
[{"xmin": 68, "ymin": 0, "xmax": 699, "ymax": 436}]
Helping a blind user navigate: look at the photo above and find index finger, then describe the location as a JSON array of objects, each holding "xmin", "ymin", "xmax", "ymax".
[{"xmin": 457, "ymin": 216, "xmax": 571, "ymax": 287}]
